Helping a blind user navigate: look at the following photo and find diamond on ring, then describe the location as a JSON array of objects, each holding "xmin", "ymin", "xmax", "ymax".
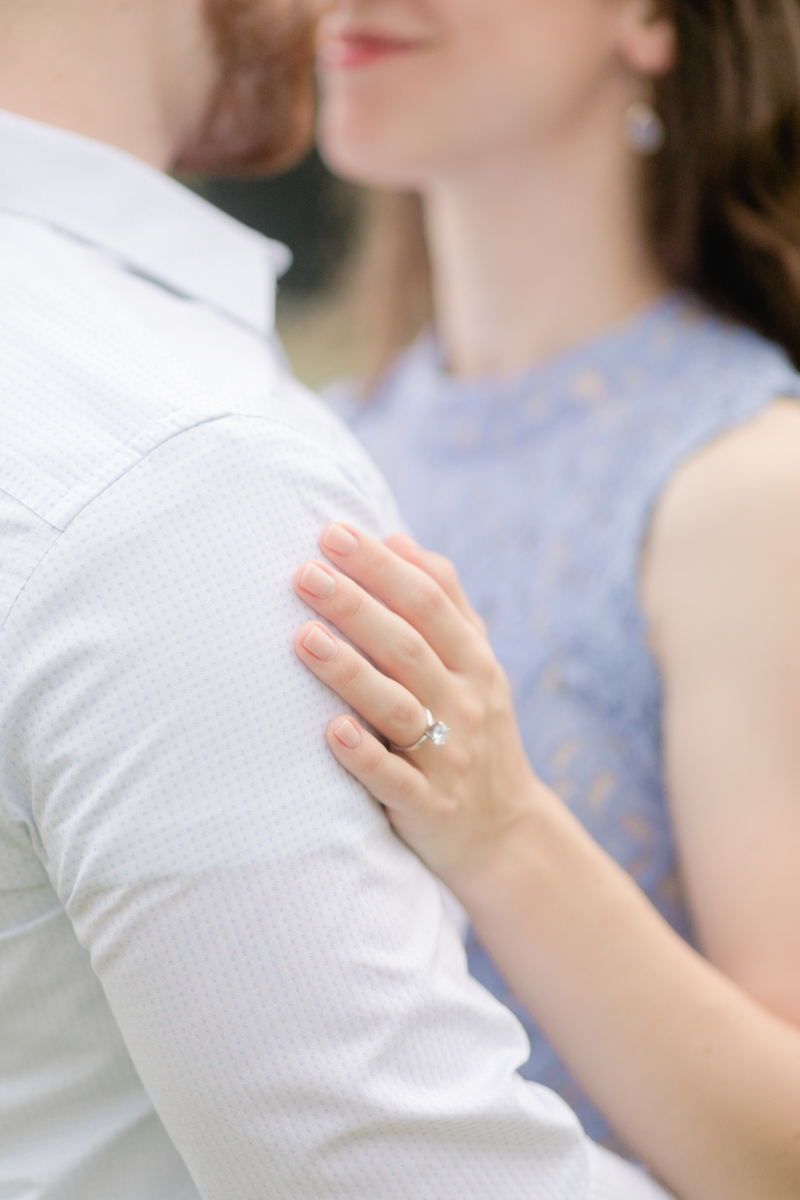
[{"xmin": 427, "ymin": 720, "xmax": 450, "ymax": 747}]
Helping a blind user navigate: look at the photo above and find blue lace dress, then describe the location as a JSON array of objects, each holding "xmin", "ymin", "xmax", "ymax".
[{"xmin": 330, "ymin": 292, "xmax": 800, "ymax": 1145}]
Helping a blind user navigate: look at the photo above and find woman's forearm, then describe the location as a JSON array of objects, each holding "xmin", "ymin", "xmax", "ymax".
[{"xmin": 457, "ymin": 789, "xmax": 800, "ymax": 1200}]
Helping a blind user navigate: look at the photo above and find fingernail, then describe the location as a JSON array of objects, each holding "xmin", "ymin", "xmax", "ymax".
[
  {"xmin": 298, "ymin": 562, "xmax": 336, "ymax": 599},
  {"xmin": 334, "ymin": 718, "xmax": 362, "ymax": 749},
  {"xmin": 302, "ymin": 625, "xmax": 338, "ymax": 662},
  {"xmin": 322, "ymin": 524, "xmax": 359, "ymax": 556}
]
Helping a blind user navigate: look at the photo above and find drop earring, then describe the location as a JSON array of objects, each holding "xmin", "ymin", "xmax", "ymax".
[{"xmin": 624, "ymin": 99, "xmax": 665, "ymax": 155}]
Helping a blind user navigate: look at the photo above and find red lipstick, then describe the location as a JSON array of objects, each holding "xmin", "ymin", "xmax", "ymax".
[{"xmin": 320, "ymin": 31, "xmax": 422, "ymax": 69}]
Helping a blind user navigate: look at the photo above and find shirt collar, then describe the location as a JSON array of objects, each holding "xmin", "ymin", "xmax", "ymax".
[{"xmin": 0, "ymin": 108, "xmax": 290, "ymax": 335}]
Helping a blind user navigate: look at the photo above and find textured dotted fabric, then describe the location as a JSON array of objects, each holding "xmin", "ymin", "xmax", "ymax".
[
  {"xmin": 335, "ymin": 292, "xmax": 800, "ymax": 1145},
  {"xmin": 0, "ymin": 111, "xmax": 672, "ymax": 1200}
]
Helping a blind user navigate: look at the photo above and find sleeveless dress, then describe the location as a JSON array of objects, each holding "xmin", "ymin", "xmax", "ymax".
[{"xmin": 329, "ymin": 292, "xmax": 800, "ymax": 1146}]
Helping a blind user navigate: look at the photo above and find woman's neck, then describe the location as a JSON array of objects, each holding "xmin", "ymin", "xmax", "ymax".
[{"xmin": 423, "ymin": 118, "xmax": 669, "ymax": 380}]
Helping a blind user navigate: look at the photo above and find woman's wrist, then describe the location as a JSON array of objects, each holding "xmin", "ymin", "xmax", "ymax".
[
  {"xmin": 446, "ymin": 776, "xmax": 581, "ymax": 914},
  {"xmin": 448, "ymin": 773, "xmax": 642, "ymax": 955}
]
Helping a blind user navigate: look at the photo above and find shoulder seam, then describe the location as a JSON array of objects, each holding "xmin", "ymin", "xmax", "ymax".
[{"xmin": 0, "ymin": 406, "xmax": 382, "ymax": 643}]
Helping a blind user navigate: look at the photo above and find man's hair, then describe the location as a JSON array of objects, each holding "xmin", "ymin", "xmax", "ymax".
[{"xmin": 176, "ymin": 0, "xmax": 318, "ymax": 178}]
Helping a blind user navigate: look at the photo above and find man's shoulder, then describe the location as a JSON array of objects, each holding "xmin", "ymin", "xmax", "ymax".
[
  {"xmin": 0, "ymin": 214, "xmax": 215, "ymax": 524},
  {"xmin": 0, "ymin": 214, "xmax": 398, "ymax": 538}
]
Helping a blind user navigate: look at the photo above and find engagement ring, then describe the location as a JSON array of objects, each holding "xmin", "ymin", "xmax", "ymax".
[{"xmin": 390, "ymin": 708, "xmax": 451, "ymax": 753}]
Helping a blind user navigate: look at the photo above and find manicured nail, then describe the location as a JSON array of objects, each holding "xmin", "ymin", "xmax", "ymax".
[
  {"xmin": 298, "ymin": 562, "xmax": 336, "ymax": 599},
  {"xmin": 302, "ymin": 625, "xmax": 338, "ymax": 662},
  {"xmin": 333, "ymin": 718, "xmax": 362, "ymax": 749},
  {"xmin": 322, "ymin": 524, "xmax": 359, "ymax": 556}
]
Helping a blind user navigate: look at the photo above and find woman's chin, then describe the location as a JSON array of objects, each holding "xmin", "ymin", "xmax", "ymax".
[{"xmin": 318, "ymin": 129, "xmax": 428, "ymax": 192}]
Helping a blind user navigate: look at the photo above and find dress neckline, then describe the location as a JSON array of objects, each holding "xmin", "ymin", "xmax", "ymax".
[{"xmin": 411, "ymin": 288, "xmax": 701, "ymax": 400}]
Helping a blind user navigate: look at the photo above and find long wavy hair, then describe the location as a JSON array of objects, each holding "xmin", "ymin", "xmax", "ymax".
[{"xmin": 351, "ymin": 0, "xmax": 800, "ymax": 387}]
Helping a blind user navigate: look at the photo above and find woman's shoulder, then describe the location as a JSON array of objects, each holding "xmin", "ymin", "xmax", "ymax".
[
  {"xmin": 645, "ymin": 296, "xmax": 800, "ymax": 411},
  {"xmin": 595, "ymin": 296, "xmax": 800, "ymax": 510},
  {"xmin": 645, "ymin": 399, "xmax": 800, "ymax": 588},
  {"xmin": 641, "ymin": 312, "xmax": 800, "ymax": 653}
]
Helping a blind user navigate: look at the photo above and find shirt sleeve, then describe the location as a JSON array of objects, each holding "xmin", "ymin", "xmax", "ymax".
[{"xmin": 0, "ymin": 414, "xmax": 590, "ymax": 1199}]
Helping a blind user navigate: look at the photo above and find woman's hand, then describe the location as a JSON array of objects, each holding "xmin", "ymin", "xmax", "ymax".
[
  {"xmin": 292, "ymin": 524, "xmax": 800, "ymax": 1200},
  {"xmin": 293, "ymin": 522, "xmax": 543, "ymax": 895}
]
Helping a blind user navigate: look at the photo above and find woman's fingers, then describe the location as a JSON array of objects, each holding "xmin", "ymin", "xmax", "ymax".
[
  {"xmin": 294, "ymin": 561, "xmax": 451, "ymax": 705},
  {"xmin": 326, "ymin": 716, "xmax": 431, "ymax": 815},
  {"xmin": 384, "ymin": 533, "xmax": 488, "ymax": 637},
  {"xmin": 295, "ymin": 620, "xmax": 434, "ymax": 750},
  {"xmin": 318, "ymin": 523, "xmax": 490, "ymax": 674}
]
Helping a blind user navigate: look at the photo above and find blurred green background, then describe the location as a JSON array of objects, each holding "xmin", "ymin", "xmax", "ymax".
[{"xmin": 195, "ymin": 152, "xmax": 366, "ymax": 390}]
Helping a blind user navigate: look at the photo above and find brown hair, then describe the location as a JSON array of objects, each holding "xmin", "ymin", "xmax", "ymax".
[
  {"xmin": 353, "ymin": 0, "xmax": 800, "ymax": 387},
  {"xmin": 177, "ymin": 0, "xmax": 318, "ymax": 178}
]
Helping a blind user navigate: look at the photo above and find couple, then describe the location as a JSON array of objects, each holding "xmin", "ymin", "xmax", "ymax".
[{"xmin": 1, "ymin": 1, "xmax": 799, "ymax": 1199}]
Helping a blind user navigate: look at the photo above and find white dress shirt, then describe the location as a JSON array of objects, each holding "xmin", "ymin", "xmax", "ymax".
[{"xmin": 0, "ymin": 109, "xmax": 671, "ymax": 1200}]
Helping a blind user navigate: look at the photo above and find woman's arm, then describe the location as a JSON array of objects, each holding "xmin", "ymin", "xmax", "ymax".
[
  {"xmin": 642, "ymin": 400, "xmax": 800, "ymax": 1027},
  {"xmin": 293, "ymin": 500, "xmax": 800, "ymax": 1200},
  {"xmin": 458, "ymin": 783, "xmax": 800, "ymax": 1200}
]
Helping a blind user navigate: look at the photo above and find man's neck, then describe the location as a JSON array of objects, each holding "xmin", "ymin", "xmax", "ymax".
[
  {"xmin": 423, "ymin": 100, "xmax": 669, "ymax": 380},
  {"xmin": 0, "ymin": 0, "xmax": 217, "ymax": 170}
]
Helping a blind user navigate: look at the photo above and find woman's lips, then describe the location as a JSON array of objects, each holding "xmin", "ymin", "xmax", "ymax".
[{"xmin": 320, "ymin": 33, "xmax": 423, "ymax": 70}]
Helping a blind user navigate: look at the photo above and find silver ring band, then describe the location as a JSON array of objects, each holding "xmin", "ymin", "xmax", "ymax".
[{"xmin": 390, "ymin": 708, "xmax": 451, "ymax": 753}]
